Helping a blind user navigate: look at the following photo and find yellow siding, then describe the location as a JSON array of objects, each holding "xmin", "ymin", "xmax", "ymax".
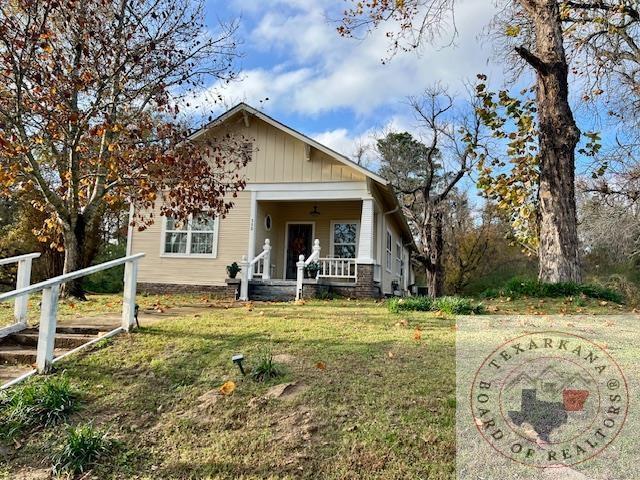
[
  {"xmin": 130, "ymin": 192, "xmax": 251, "ymax": 286},
  {"xmin": 201, "ymin": 116, "xmax": 366, "ymax": 184}
]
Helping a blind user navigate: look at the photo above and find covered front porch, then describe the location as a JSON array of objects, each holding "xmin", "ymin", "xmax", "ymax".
[{"xmin": 236, "ymin": 191, "xmax": 381, "ymax": 300}]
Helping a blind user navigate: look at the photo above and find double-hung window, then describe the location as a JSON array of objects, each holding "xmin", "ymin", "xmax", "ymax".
[
  {"xmin": 386, "ymin": 230, "xmax": 393, "ymax": 272},
  {"xmin": 163, "ymin": 214, "xmax": 219, "ymax": 257},
  {"xmin": 332, "ymin": 222, "xmax": 358, "ymax": 258}
]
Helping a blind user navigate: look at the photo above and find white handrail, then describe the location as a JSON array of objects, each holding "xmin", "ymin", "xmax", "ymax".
[
  {"xmin": 296, "ymin": 239, "xmax": 321, "ymax": 300},
  {"xmin": 304, "ymin": 239, "xmax": 321, "ymax": 266},
  {"xmin": 0, "ymin": 252, "xmax": 41, "ymax": 266},
  {"xmin": 0, "ymin": 253, "xmax": 145, "ymax": 302},
  {"xmin": 240, "ymin": 239, "xmax": 271, "ymax": 300},
  {"xmin": 0, "ymin": 253, "xmax": 145, "ymax": 375},
  {"xmin": 0, "ymin": 252, "xmax": 41, "ymax": 326}
]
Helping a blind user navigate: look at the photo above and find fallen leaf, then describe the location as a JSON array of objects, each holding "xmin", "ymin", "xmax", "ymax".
[
  {"xmin": 219, "ymin": 381, "xmax": 236, "ymax": 396},
  {"xmin": 315, "ymin": 361, "xmax": 326, "ymax": 370},
  {"xmin": 387, "ymin": 351, "xmax": 395, "ymax": 359},
  {"xmin": 413, "ymin": 328, "xmax": 422, "ymax": 341},
  {"xmin": 599, "ymin": 301, "xmax": 609, "ymax": 306}
]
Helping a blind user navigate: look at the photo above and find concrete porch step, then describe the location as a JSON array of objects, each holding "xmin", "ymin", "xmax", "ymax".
[
  {"xmin": 9, "ymin": 333, "xmax": 95, "ymax": 349},
  {"xmin": 0, "ymin": 324, "xmax": 110, "ymax": 369},
  {"xmin": 249, "ymin": 280, "xmax": 296, "ymax": 302},
  {"xmin": 249, "ymin": 279, "xmax": 297, "ymax": 286},
  {"xmin": 0, "ymin": 344, "xmax": 72, "ymax": 365}
]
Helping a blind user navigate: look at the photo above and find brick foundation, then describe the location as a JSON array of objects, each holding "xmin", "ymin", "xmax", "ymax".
[
  {"xmin": 138, "ymin": 280, "xmax": 239, "ymax": 300},
  {"xmin": 301, "ymin": 263, "xmax": 381, "ymax": 300}
]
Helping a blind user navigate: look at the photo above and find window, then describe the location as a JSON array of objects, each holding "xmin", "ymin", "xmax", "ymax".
[
  {"xmin": 396, "ymin": 242, "xmax": 403, "ymax": 277},
  {"xmin": 332, "ymin": 222, "xmax": 358, "ymax": 258},
  {"xmin": 163, "ymin": 214, "xmax": 218, "ymax": 257},
  {"xmin": 386, "ymin": 230, "xmax": 392, "ymax": 272}
]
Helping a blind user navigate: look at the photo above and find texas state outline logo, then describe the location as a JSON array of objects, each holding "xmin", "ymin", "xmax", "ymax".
[{"xmin": 470, "ymin": 330, "xmax": 629, "ymax": 468}]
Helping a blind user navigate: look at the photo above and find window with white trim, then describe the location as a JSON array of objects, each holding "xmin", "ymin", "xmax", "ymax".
[
  {"xmin": 332, "ymin": 222, "xmax": 358, "ymax": 258},
  {"xmin": 386, "ymin": 230, "xmax": 393, "ymax": 272},
  {"xmin": 164, "ymin": 214, "xmax": 218, "ymax": 256},
  {"xmin": 396, "ymin": 242, "xmax": 403, "ymax": 277}
]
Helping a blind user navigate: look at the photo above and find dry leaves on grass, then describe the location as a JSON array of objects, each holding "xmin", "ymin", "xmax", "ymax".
[
  {"xmin": 219, "ymin": 381, "xmax": 236, "ymax": 396},
  {"xmin": 315, "ymin": 361, "xmax": 326, "ymax": 370},
  {"xmin": 413, "ymin": 328, "xmax": 422, "ymax": 341}
]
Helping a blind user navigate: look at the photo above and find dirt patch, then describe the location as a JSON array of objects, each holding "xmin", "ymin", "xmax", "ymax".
[
  {"xmin": 273, "ymin": 353, "xmax": 296, "ymax": 364},
  {"xmin": 10, "ymin": 468, "xmax": 50, "ymax": 480},
  {"xmin": 271, "ymin": 406, "xmax": 318, "ymax": 446}
]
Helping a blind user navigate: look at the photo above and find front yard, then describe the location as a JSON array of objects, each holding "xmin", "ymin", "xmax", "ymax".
[{"xmin": 1, "ymin": 299, "xmax": 456, "ymax": 479}]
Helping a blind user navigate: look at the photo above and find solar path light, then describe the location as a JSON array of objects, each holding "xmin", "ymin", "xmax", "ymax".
[{"xmin": 232, "ymin": 354, "xmax": 246, "ymax": 375}]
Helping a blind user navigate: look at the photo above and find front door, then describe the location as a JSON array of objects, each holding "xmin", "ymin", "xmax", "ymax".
[{"xmin": 285, "ymin": 223, "xmax": 313, "ymax": 279}]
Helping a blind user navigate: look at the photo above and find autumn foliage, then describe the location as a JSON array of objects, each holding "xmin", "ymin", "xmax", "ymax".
[{"xmin": 0, "ymin": 0, "xmax": 246, "ymax": 296}]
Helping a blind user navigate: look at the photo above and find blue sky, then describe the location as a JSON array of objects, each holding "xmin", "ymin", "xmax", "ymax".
[{"xmin": 193, "ymin": 0, "xmax": 501, "ymax": 168}]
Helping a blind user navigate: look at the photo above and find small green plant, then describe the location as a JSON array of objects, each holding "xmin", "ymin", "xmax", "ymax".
[
  {"xmin": 433, "ymin": 296, "xmax": 485, "ymax": 315},
  {"xmin": 304, "ymin": 261, "xmax": 320, "ymax": 279},
  {"xmin": 388, "ymin": 296, "xmax": 484, "ymax": 315},
  {"xmin": 226, "ymin": 262, "xmax": 241, "ymax": 279},
  {"xmin": 0, "ymin": 376, "xmax": 78, "ymax": 440},
  {"xmin": 52, "ymin": 423, "xmax": 114, "ymax": 477},
  {"xmin": 480, "ymin": 278, "xmax": 624, "ymax": 303},
  {"xmin": 251, "ymin": 349, "xmax": 281, "ymax": 382}
]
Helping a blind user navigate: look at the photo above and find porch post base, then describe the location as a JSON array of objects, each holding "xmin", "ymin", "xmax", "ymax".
[{"xmin": 354, "ymin": 263, "xmax": 380, "ymax": 299}]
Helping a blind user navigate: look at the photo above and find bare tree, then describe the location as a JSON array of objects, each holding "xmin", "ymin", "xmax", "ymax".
[{"xmin": 376, "ymin": 86, "xmax": 483, "ymax": 297}]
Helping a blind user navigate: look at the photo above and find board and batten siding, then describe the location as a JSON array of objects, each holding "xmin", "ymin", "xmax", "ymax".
[
  {"xmin": 130, "ymin": 192, "xmax": 251, "ymax": 287},
  {"xmin": 204, "ymin": 116, "xmax": 366, "ymax": 183}
]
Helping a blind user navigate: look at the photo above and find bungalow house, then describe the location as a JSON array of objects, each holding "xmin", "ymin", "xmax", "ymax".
[{"xmin": 126, "ymin": 103, "xmax": 415, "ymax": 301}]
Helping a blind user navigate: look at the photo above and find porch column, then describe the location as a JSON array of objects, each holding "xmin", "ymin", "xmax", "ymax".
[
  {"xmin": 357, "ymin": 197, "xmax": 375, "ymax": 264},
  {"xmin": 247, "ymin": 190, "xmax": 257, "ymax": 280}
]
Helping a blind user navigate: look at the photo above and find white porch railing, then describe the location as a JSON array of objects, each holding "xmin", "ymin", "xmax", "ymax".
[
  {"xmin": 318, "ymin": 258, "xmax": 357, "ymax": 280},
  {"xmin": 0, "ymin": 252, "xmax": 41, "ymax": 330},
  {"xmin": 239, "ymin": 239, "xmax": 271, "ymax": 301},
  {"xmin": 296, "ymin": 239, "xmax": 321, "ymax": 300},
  {"xmin": 0, "ymin": 253, "xmax": 144, "ymax": 379}
]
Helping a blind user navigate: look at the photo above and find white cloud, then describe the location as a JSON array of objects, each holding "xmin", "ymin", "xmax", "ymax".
[
  {"xmin": 311, "ymin": 113, "xmax": 420, "ymax": 169},
  {"xmin": 224, "ymin": 0, "xmax": 499, "ymax": 115}
]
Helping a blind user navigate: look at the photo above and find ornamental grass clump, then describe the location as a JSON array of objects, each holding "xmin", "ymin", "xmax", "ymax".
[
  {"xmin": 52, "ymin": 423, "xmax": 114, "ymax": 477},
  {"xmin": 388, "ymin": 296, "xmax": 483, "ymax": 314},
  {"xmin": 0, "ymin": 376, "xmax": 78, "ymax": 440}
]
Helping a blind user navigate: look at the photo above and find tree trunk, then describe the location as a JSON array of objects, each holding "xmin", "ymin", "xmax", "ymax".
[
  {"xmin": 425, "ymin": 210, "xmax": 445, "ymax": 298},
  {"xmin": 61, "ymin": 215, "xmax": 89, "ymax": 300},
  {"xmin": 521, "ymin": 0, "xmax": 582, "ymax": 283}
]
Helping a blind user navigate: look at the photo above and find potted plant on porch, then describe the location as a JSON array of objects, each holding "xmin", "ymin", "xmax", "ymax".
[
  {"xmin": 304, "ymin": 261, "xmax": 320, "ymax": 279},
  {"xmin": 226, "ymin": 262, "xmax": 241, "ymax": 279}
]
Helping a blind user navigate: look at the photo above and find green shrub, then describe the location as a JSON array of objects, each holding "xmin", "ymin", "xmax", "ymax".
[
  {"xmin": 481, "ymin": 278, "xmax": 624, "ymax": 303},
  {"xmin": 433, "ymin": 296, "xmax": 485, "ymax": 315},
  {"xmin": 388, "ymin": 296, "xmax": 483, "ymax": 315},
  {"xmin": 52, "ymin": 423, "xmax": 113, "ymax": 477},
  {"xmin": 0, "ymin": 376, "xmax": 78, "ymax": 440},
  {"xmin": 83, "ymin": 243, "xmax": 126, "ymax": 293},
  {"xmin": 251, "ymin": 349, "xmax": 281, "ymax": 382}
]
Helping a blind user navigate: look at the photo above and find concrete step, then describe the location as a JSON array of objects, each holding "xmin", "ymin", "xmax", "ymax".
[
  {"xmin": 22, "ymin": 325, "xmax": 114, "ymax": 336},
  {"xmin": 249, "ymin": 279, "xmax": 297, "ymax": 286},
  {"xmin": 10, "ymin": 333, "xmax": 95, "ymax": 349},
  {"xmin": 0, "ymin": 344, "xmax": 72, "ymax": 365},
  {"xmin": 249, "ymin": 281, "xmax": 296, "ymax": 301}
]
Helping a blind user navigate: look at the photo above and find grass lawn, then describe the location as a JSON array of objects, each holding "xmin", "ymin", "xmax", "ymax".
[{"xmin": 0, "ymin": 299, "xmax": 456, "ymax": 479}]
